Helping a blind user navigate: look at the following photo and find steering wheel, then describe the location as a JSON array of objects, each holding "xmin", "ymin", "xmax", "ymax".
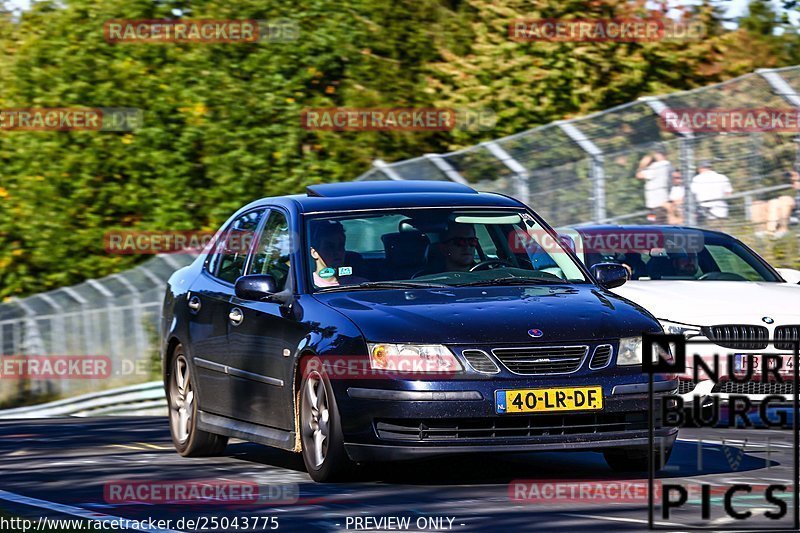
[
  {"xmin": 469, "ymin": 259, "xmax": 512, "ymax": 272},
  {"xmin": 698, "ymin": 272, "xmax": 748, "ymax": 281}
]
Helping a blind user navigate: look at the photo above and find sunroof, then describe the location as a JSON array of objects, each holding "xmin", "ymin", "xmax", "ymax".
[{"xmin": 306, "ymin": 180, "xmax": 477, "ymax": 198}]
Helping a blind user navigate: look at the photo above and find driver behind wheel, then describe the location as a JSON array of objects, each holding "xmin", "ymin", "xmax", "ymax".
[
  {"xmin": 669, "ymin": 249, "xmax": 699, "ymax": 277},
  {"xmin": 437, "ymin": 222, "xmax": 478, "ymax": 272}
]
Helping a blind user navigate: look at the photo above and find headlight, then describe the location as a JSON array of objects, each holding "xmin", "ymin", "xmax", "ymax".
[
  {"xmin": 659, "ymin": 320, "xmax": 702, "ymax": 338},
  {"xmin": 367, "ymin": 343, "xmax": 463, "ymax": 373},
  {"xmin": 617, "ymin": 337, "xmax": 644, "ymax": 366},
  {"xmin": 617, "ymin": 336, "xmax": 674, "ymax": 366}
]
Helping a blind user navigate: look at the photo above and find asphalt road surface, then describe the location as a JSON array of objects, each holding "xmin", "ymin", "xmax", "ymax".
[{"xmin": 0, "ymin": 417, "xmax": 797, "ymax": 532}]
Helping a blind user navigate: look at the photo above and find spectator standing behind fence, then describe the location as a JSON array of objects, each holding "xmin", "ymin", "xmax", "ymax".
[
  {"xmin": 751, "ymin": 170, "xmax": 800, "ymax": 238},
  {"xmin": 665, "ymin": 171, "xmax": 685, "ymax": 225},
  {"xmin": 636, "ymin": 150, "xmax": 672, "ymax": 223},
  {"xmin": 690, "ymin": 160, "xmax": 732, "ymax": 221}
]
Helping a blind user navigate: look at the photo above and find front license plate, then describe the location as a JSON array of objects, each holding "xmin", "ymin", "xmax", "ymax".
[
  {"xmin": 495, "ymin": 386, "xmax": 603, "ymax": 414},
  {"xmin": 734, "ymin": 354, "xmax": 794, "ymax": 374}
]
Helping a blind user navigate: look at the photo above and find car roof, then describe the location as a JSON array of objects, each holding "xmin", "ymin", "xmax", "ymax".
[{"xmin": 242, "ymin": 180, "xmax": 524, "ymax": 214}]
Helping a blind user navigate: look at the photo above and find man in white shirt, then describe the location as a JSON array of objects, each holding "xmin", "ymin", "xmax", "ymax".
[
  {"xmin": 665, "ymin": 171, "xmax": 685, "ymax": 225},
  {"xmin": 636, "ymin": 151, "xmax": 672, "ymax": 217},
  {"xmin": 690, "ymin": 161, "xmax": 733, "ymax": 219}
]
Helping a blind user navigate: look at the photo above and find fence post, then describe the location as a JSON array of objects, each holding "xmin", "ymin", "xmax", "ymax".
[
  {"xmin": 425, "ymin": 154, "xmax": 468, "ymax": 184},
  {"xmin": 680, "ymin": 138, "xmax": 697, "ymax": 225},
  {"xmin": 481, "ymin": 141, "xmax": 531, "ymax": 205},
  {"xmin": 558, "ymin": 121, "xmax": 606, "ymax": 222},
  {"xmin": 372, "ymin": 159, "xmax": 404, "ymax": 181},
  {"xmin": 112, "ymin": 273, "xmax": 146, "ymax": 373},
  {"xmin": 642, "ymin": 96, "xmax": 696, "ymax": 225},
  {"xmin": 758, "ymin": 68, "xmax": 800, "ymax": 196}
]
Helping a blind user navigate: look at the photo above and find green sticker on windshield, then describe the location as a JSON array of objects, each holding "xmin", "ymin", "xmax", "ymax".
[{"xmin": 319, "ymin": 267, "xmax": 336, "ymax": 278}]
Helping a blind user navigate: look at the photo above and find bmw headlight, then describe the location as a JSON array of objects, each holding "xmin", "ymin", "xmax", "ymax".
[
  {"xmin": 659, "ymin": 320, "xmax": 702, "ymax": 338},
  {"xmin": 367, "ymin": 343, "xmax": 463, "ymax": 373}
]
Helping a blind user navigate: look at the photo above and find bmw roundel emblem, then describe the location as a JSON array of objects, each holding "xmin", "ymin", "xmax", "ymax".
[
  {"xmin": 762, "ymin": 316, "xmax": 775, "ymax": 324},
  {"xmin": 528, "ymin": 328, "xmax": 543, "ymax": 338}
]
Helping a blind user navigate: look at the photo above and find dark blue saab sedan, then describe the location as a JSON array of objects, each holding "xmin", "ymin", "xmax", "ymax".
[{"xmin": 161, "ymin": 181, "xmax": 677, "ymax": 481}]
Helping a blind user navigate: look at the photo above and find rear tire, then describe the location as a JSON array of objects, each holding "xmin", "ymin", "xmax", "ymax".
[
  {"xmin": 299, "ymin": 368, "xmax": 356, "ymax": 482},
  {"xmin": 167, "ymin": 344, "xmax": 228, "ymax": 457},
  {"xmin": 604, "ymin": 445, "xmax": 672, "ymax": 473}
]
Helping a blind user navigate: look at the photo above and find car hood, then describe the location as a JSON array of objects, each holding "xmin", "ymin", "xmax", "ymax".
[
  {"xmin": 312, "ymin": 284, "xmax": 659, "ymax": 345},
  {"xmin": 612, "ymin": 280, "xmax": 800, "ymax": 325}
]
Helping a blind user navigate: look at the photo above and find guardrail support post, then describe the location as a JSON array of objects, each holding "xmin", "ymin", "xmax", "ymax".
[
  {"xmin": 372, "ymin": 159, "xmax": 404, "ymax": 181},
  {"xmin": 424, "ymin": 154, "xmax": 469, "ymax": 184},
  {"xmin": 642, "ymin": 97, "xmax": 697, "ymax": 225},
  {"xmin": 558, "ymin": 121, "xmax": 606, "ymax": 222},
  {"xmin": 482, "ymin": 141, "xmax": 531, "ymax": 205}
]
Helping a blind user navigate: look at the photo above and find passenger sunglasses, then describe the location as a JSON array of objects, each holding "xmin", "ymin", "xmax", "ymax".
[{"xmin": 444, "ymin": 237, "xmax": 479, "ymax": 247}]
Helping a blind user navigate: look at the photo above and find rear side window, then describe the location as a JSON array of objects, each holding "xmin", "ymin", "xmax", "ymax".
[{"xmin": 208, "ymin": 209, "xmax": 264, "ymax": 283}]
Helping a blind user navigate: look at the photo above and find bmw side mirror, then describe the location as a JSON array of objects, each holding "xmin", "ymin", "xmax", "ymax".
[
  {"xmin": 235, "ymin": 274, "xmax": 278, "ymax": 301},
  {"xmin": 590, "ymin": 263, "xmax": 628, "ymax": 289}
]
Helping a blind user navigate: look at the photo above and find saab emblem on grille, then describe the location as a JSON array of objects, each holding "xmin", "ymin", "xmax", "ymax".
[
  {"xmin": 762, "ymin": 317, "xmax": 775, "ymax": 324},
  {"xmin": 527, "ymin": 328, "xmax": 543, "ymax": 338}
]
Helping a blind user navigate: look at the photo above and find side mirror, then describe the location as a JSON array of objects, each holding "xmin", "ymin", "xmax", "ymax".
[
  {"xmin": 235, "ymin": 274, "xmax": 278, "ymax": 301},
  {"xmin": 777, "ymin": 268, "xmax": 800, "ymax": 285},
  {"xmin": 590, "ymin": 262, "xmax": 628, "ymax": 289}
]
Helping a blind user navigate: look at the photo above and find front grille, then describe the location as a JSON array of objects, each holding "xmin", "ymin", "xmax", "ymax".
[
  {"xmin": 461, "ymin": 350, "xmax": 500, "ymax": 374},
  {"xmin": 589, "ymin": 345, "xmax": 613, "ymax": 369},
  {"xmin": 701, "ymin": 325, "xmax": 769, "ymax": 350},
  {"xmin": 376, "ymin": 413, "xmax": 648, "ymax": 442},
  {"xmin": 712, "ymin": 381, "xmax": 794, "ymax": 395},
  {"xmin": 775, "ymin": 326, "xmax": 800, "ymax": 351},
  {"xmin": 678, "ymin": 380, "xmax": 697, "ymax": 395},
  {"xmin": 491, "ymin": 345, "xmax": 588, "ymax": 375}
]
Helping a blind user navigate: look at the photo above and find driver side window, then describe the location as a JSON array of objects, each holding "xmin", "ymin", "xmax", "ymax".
[
  {"xmin": 247, "ymin": 210, "xmax": 292, "ymax": 291},
  {"xmin": 209, "ymin": 210, "xmax": 264, "ymax": 284}
]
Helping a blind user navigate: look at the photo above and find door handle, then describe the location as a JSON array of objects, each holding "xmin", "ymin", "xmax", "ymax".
[
  {"xmin": 229, "ymin": 307, "xmax": 244, "ymax": 326},
  {"xmin": 188, "ymin": 295, "xmax": 201, "ymax": 312}
]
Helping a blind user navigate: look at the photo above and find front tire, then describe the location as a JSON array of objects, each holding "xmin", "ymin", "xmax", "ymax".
[
  {"xmin": 300, "ymin": 369, "xmax": 355, "ymax": 482},
  {"xmin": 604, "ymin": 445, "xmax": 673, "ymax": 473},
  {"xmin": 167, "ymin": 345, "xmax": 228, "ymax": 456}
]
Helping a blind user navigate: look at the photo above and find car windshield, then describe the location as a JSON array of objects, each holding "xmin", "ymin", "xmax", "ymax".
[
  {"xmin": 306, "ymin": 209, "xmax": 588, "ymax": 290},
  {"xmin": 566, "ymin": 228, "xmax": 780, "ymax": 282}
]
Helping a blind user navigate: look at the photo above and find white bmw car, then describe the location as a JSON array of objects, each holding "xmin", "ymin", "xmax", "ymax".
[{"xmin": 560, "ymin": 225, "xmax": 800, "ymax": 403}]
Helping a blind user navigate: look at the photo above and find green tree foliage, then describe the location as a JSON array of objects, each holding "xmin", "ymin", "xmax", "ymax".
[{"xmin": 1, "ymin": 0, "xmax": 800, "ymax": 298}]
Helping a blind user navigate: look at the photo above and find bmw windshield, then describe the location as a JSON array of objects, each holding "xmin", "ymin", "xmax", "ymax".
[
  {"xmin": 568, "ymin": 228, "xmax": 781, "ymax": 282},
  {"xmin": 306, "ymin": 208, "xmax": 588, "ymax": 290}
]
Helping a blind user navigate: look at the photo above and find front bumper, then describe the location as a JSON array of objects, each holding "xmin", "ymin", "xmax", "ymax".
[{"xmin": 333, "ymin": 376, "xmax": 679, "ymax": 462}]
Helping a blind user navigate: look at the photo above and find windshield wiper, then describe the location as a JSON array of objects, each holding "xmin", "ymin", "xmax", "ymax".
[
  {"xmin": 316, "ymin": 280, "xmax": 451, "ymax": 292},
  {"xmin": 454, "ymin": 276, "xmax": 568, "ymax": 287}
]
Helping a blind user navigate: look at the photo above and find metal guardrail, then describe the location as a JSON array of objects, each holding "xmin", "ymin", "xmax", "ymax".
[
  {"xmin": 0, "ymin": 381, "xmax": 165, "ymax": 418},
  {"xmin": 0, "ymin": 253, "xmax": 196, "ymax": 405}
]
